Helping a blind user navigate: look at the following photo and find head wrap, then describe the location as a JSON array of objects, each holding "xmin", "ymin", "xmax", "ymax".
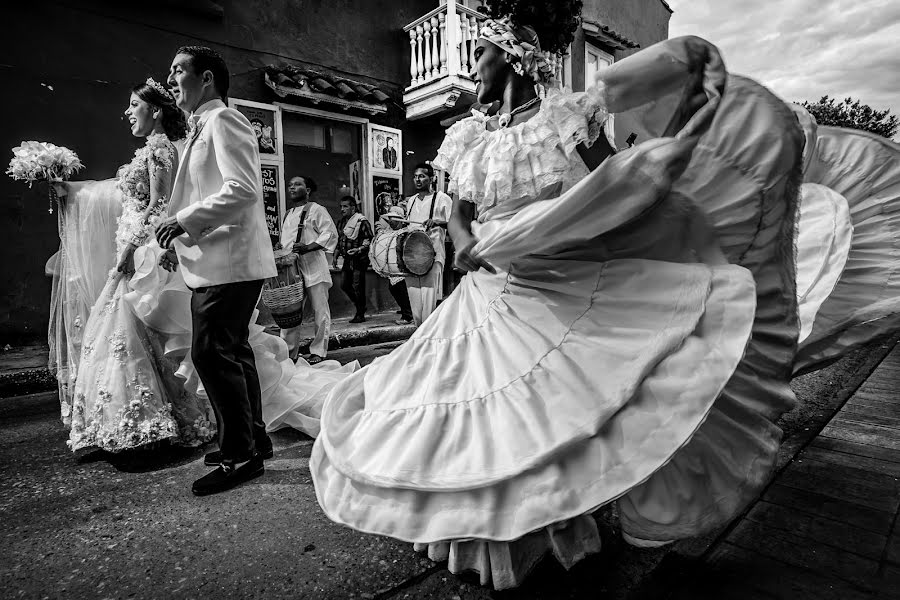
[{"xmin": 479, "ymin": 17, "xmax": 556, "ymax": 85}]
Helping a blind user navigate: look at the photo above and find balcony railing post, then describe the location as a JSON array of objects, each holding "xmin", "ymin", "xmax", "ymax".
[
  {"xmin": 468, "ymin": 15, "xmax": 478, "ymax": 72},
  {"xmin": 445, "ymin": 0, "xmax": 462, "ymax": 77},
  {"xmin": 415, "ymin": 24, "xmax": 425, "ymax": 84},
  {"xmin": 438, "ymin": 12, "xmax": 448, "ymax": 75},
  {"xmin": 459, "ymin": 13, "xmax": 470, "ymax": 74},
  {"xmin": 423, "ymin": 20, "xmax": 433, "ymax": 80},
  {"xmin": 409, "ymin": 29, "xmax": 418, "ymax": 84}
]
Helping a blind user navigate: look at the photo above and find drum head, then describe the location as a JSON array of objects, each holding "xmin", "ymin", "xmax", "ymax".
[{"xmin": 402, "ymin": 230, "xmax": 436, "ymax": 276}]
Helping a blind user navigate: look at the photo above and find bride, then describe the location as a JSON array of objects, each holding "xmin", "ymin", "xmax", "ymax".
[{"xmin": 50, "ymin": 78, "xmax": 354, "ymax": 454}]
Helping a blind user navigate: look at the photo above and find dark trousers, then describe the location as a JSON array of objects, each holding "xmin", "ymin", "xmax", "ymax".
[
  {"xmin": 389, "ymin": 279, "xmax": 413, "ymax": 321},
  {"xmin": 190, "ymin": 279, "xmax": 271, "ymax": 464},
  {"xmin": 340, "ymin": 264, "xmax": 367, "ymax": 318}
]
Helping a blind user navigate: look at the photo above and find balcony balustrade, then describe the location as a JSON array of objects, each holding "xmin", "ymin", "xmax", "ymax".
[{"xmin": 402, "ymin": 1, "xmax": 570, "ymax": 120}]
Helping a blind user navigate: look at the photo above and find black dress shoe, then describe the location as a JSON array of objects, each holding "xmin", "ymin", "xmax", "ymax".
[
  {"xmin": 205, "ymin": 447, "xmax": 273, "ymax": 466},
  {"xmin": 349, "ymin": 315, "xmax": 366, "ymax": 324},
  {"xmin": 192, "ymin": 457, "xmax": 265, "ymax": 496}
]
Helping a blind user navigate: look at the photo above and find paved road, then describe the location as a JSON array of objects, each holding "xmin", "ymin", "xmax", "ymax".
[{"xmin": 0, "ymin": 338, "xmax": 895, "ymax": 599}]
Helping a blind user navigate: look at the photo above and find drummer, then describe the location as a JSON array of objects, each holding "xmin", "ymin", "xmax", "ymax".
[
  {"xmin": 402, "ymin": 163, "xmax": 452, "ymax": 325},
  {"xmin": 278, "ymin": 175, "xmax": 338, "ymax": 364}
]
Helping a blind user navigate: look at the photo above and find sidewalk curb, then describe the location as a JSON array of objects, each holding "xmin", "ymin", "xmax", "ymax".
[{"xmin": 0, "ymin": 323, "xmax": 417, "ymax": 399}]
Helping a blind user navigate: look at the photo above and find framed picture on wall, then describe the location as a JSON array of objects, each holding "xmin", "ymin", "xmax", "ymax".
[
  {"xmin": 373, "ymin": 175, "xmax": 402, "ymax": 217},
  {"xmin": 369, "ymin": 124, "xmax": 402, "ymax": 174},
  {"xmin": 229, "ymin": 98, "xmax": 284, "ymax": 158},
  {"xmin": 349, "ymin": 160, "xmax": 362, "ymax": 202}
]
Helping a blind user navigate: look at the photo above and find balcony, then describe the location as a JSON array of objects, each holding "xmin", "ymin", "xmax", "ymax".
[
  {"xmin": 402, "ymin": 1, "xmax": 486, "ymax": 120},
  {"xmin": 402, "ymin": 1, "xmax": 572, "ymax": 121}
]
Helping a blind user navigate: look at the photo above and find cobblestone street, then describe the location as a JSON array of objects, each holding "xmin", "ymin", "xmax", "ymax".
[{"xmin": 2, "ymin": 337, "xmax": 898, "ymax": 599}]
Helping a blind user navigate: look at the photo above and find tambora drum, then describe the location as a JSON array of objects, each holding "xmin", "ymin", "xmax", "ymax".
[
  {"xmin": 369, "ymin": 228, "xmax": 436, "ymax": 277},
  {"xmin": 261, "ymin": 248, "xmax": 306, "ymax": 328}
]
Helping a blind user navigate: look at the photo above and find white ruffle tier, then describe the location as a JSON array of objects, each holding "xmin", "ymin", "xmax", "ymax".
[
  {"xmin": 312, "ymin": 257, "xmax": 755, "ymax": 534},
  {"xmin": 793, "ymin": 123, "xmax": 900, "ymax": 372},
  {"xmin": 616, "ymin": 74, "xmax": 804, "ymax": 541},
  {"xmin": 795, "ymin": 183, "xmax": 852, "ymax": 343}
]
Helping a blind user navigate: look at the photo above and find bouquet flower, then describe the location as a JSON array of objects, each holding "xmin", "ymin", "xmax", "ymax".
[{"xmin": 7, "ymin": 141, "xmax": 84, "ymax": 213}]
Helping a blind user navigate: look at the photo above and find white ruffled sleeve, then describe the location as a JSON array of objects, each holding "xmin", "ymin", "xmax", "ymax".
[
  {"xmin": 542, "ymin": 87, "xmax": 614, "ymax": 157},
  {"xmin": 431, "ymin": 114, "xmax": 486, "ymax": 203}
]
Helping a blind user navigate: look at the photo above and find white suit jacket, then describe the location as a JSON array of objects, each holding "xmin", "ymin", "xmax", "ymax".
[{"xmin": 169, "ymin": 99, "xmax": 277, "ymax": 288}]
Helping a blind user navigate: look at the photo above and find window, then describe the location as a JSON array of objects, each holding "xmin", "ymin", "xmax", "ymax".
[
  {"xmin": 585, "ymin": 42, "xmax": 614, "ymax": 87},
  {"xmin": 585, "ymin": 41, "xmax": 615, "ymax": 143},
  {"xmin": 558, "ymin": 44, "xmax": 574, "ymax": 90}
]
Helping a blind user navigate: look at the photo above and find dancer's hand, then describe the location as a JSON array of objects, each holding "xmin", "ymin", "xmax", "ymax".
[
  {"xmin": 159, "ymin": 249, "xmax": 179, "ymax": 272},
  {"xmin": 155, "ymin": 216, "xmax": 185, "ymax": 250},
  {"xmin": 454, "ymin": 234, "xmax": 495, "ymax": 274},
  {"xmin": 116, "ymin": 244, "xmax": 137, "ymax": 275}
]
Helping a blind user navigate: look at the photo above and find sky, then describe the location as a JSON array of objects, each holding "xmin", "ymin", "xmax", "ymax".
[{"xmin": 666, "ymin": 0, "xmax": 900, "ymax": 116}]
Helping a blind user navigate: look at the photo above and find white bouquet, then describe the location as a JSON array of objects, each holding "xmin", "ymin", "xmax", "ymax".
[{"xmin": 7, "ymin": 141, "xmax": 84, "ymax": 213}]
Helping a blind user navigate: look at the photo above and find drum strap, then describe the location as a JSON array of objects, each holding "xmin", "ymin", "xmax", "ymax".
[{"xmin": 295, "ymin": 205, "xmax": 310, "ymax": 239}]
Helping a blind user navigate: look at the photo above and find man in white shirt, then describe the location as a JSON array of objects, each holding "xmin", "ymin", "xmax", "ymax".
[
  {"xmin": 279, "ymin": 175, "xmax": 337, "ymax": 363},
  {"xmin": 404, "ymin": 163, "xmax": 452, "ymax": 325},
  {"xmin": 157, "ymin": 46, "xmax": 277, "ymax": 496}
]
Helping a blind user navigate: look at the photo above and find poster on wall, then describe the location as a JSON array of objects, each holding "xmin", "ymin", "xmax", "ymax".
[
  {"xmin": 260, "ymin": 163, "xmax": 282, "ymax": 245},
  {"xmin": 373, "ymin": 175, "xmax": 402, "ymax": 217},
  {"xmin": 369, "ymin": 124, "xmax": 402, "ymax": 173},
  {"xmin": 349, "ymin": 160, "xmax": 362, "ymax": 202},
  {"xmin": 229, "ymin": 99, "xmax": 282, "ymax": 157}
]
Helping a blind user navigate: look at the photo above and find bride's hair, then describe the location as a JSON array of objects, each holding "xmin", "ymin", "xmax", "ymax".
[
  {"xmin": 484, "ymin": 0, "xmax": 583, "ymax": 55},
  {"xmin": 132, "ymin": 81, "xmax": 188, "ymax": 142}
]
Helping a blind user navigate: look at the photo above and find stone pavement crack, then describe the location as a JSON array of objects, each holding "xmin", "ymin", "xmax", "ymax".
[{"xmin": 373, "ymin": 564, "xmax": 445, "ymax": 600}]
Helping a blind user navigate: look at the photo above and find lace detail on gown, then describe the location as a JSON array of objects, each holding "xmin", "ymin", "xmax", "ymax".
[{"xmin": 68, "ymin": 134, "xmax": 217, "ymax": 452}]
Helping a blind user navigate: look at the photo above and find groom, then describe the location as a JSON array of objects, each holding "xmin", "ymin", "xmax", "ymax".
[{"xmin": 156, "ymin": 46, "xmax": 277, "ymax": 496}]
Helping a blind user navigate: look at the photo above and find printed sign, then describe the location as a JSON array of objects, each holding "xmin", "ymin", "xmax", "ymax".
[
  {"xmin": 373, "ymin": 175, "xmax": 402, "ymax": 217},
  {"xmin": 261, "ymin": 164, "xmax": 281, "ymax": 244}
]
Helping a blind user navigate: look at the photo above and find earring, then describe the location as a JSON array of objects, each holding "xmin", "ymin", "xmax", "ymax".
[{"xmin": 153, "ymin": 111, "xmax": 161, "ymax": 119}]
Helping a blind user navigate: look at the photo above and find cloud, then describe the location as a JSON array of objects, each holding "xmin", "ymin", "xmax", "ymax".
[{"xmin": 667, "ymin": 0, "xmax": 900, "ymax": 114}]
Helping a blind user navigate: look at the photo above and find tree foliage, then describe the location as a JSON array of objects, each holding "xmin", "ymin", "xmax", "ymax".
[{"xmin": 799, "ymin": 95, "xmax": 899, "ymax": 139}]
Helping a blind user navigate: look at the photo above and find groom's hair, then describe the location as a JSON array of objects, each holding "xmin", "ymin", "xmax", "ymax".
[{"xmin": 176, "ymin": 45, "xmax": 230, "ymax": 98}]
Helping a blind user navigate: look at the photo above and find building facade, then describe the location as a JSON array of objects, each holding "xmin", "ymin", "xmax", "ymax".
[{"xmin": 0, "ymin": 0, "xmax": 671, "ymax": 341}]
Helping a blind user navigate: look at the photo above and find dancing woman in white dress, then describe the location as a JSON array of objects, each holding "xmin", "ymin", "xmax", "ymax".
[{"xmin": 308, "ymin": 0, "xmax": 811, "ymax": 589}]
